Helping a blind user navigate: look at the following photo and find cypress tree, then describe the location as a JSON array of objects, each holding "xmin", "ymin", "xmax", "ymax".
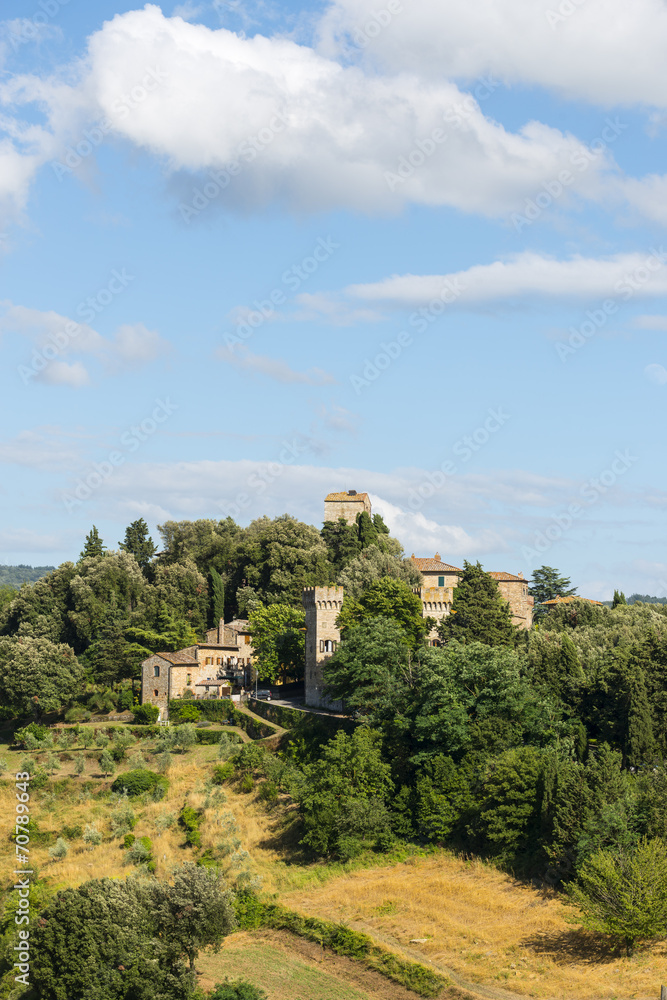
[
  {"xmin": 612, "ymin": 589, "xmax": 627, "ymax": 608},
  {"xmin": 438, "ymin": 561, "xmax": 517, "ymax": 647},
  {"xmin": 119, "ymin": 517, "xmax": 156, "ymax": 573},
  {"xmin": 209, "ymin": 566, "xmax": 225, "ymax": 627},
  {"xmin": 356, "ymin": 510, "xmax": 379, "ymax": 549},
  {"xmin": 80, "ymin": 526, "xmax": 106, "ymax": 561}
]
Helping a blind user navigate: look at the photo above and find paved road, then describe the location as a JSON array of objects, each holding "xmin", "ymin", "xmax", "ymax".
[{"xmin": 251, "ymin": 695, "xmax": 349, "ymax": 720}]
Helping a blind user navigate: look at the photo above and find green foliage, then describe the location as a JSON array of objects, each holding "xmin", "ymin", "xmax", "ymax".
[
  {"xmin": 80, "ymin": 525, "xmax": 106, "ymax": 560},
  {"xmin": 529, "ymin": 565, "xmax": 577, "ymax": 604},
  {"xmin": 99, "ymin": 751, "xmax": 115, "ymax": 776},
  {"xmin": 356, "ymin": 510, "xmax": 378, "ymax": 548},
  {"xmin": 132, "ymin": 703, "xmax": 160, "ymax": 724},
  {"xmin": 566, "ymin": 838, "xmax": 667, "ymax": 954},
  {"xmin": 180, "ymin": 805, "xmax": 203, "ymax": 847},
  {"xmin": 175, "ymin": 703, "xmax": 201, "ymax": 723},
  {"xmin": 321, "ymin": 518, "xmax": 361, "ymax": 573},
  {"xmin": 337, "ymin": 542, "xmax": 422, "ymax": 600},
  {"xmin": 14, "ymin": 721, "xmax": 48, "ymax": 745},
  {"xmin": 337, "ymin": 576, "xmax": 429, "ymax": 650},
  {"xmin": 125, "ymin": 835, "xmax": 156, "ymax": 872},
  {"xmin": 213, "ymin": 762, "xmax": 235, "ymax": 784},
  {"xmin": 111, "ymin": 769, "xmax": 167, "ymax": 797},
  {"xmin": 612, "ymin": 589, "xmax": 627, "ymax": 608},
  {"xmin": 438, "ymin": 561, "xmax": 517, "ymax": 647},
  {"xmin": 210, "ymin": 565, "xmax": 226, "ymax": 627},
  {"xmin": 240, "ymin": 774, "xmax": 254, "ymax": 793},
  {"xmin": 119, "ymin": 517, "xmax": 156, "ymax": 574},
  {"xmin": 0, "ymin": 635, "xmax": 84, "ymax": 718},
  {"xmin": 29, "ymin": 870, "xmax": 231, "ymax": 999},
  {"xmin": 0, "ymin": 563, "xmax": 54, "ymax": 587},
  {"xmin": 248, "ymin": 603, "xmax": 306, "ymax": 683},
  {"xmin": 299, "ymin": 728, "xmax": 394, "ymax": 859},
  {"xmin": 415, "ymin": 755, "xmax": 473, "ymax": 843},
  {"xmin": 208, "ymin": 981, "xmax": 268, "ymax": 1000},
  {"xmin": 323, "ymin": 616, "xmax": 411, "ymax": 715},
  {"xmin": 48, "ymin": 836, "xmax": 69, "ymax": 860}
]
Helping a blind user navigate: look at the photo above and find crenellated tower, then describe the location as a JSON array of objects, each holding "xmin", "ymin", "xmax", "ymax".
[{"xmin": 302, "ymin": 586, "xmax": 344, "ymax": 710}]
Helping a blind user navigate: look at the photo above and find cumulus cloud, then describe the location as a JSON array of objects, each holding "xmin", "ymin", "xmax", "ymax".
[
  {"xmin": 0, "ymin": 302, "xmax": 169, "ymax": 385},
  {"xmin": 0, "ymin": 5, "xmax": 618, "ymax": 221},
  {"xmin": 217, "ymin": 345, "xmax": 335, "ymax": 384},
  {"xmin": 318, "ymin": 0, "xmax": 667, "ymax": 109},
  {"xmin": 644, "ymin": 363, "xmax": 667, "ymax": 385}
]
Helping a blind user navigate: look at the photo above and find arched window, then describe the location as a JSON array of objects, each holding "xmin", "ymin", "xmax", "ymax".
[
  {"xmin": 154, "ymin": 689, "xmax": 159, "ymax": 697},
  {"xmin": 153, "ymin": 665, "xmax": 160, "ymax": 677}
]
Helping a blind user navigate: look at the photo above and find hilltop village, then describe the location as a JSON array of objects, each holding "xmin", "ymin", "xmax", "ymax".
[{"xmin": 142, "ymin": 489, "xmax": 534, "ymax": 712}]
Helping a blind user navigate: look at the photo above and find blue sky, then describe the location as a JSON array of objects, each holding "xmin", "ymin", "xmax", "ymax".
[{"xmin": 1, "ymin": 0, "xmax": 666, "ymax": 599}]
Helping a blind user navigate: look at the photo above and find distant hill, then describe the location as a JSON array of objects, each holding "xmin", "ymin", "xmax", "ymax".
[
  {"xmin": 628, "ymin": 593, "xmax": 667, "ymax": 605},
  {"xmin": 0, "ymin": 564, "xmax": 55, "ymax": 588}
]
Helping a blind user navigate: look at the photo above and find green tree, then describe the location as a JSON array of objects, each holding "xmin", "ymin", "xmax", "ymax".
[
  {"xmin": 320, "ymin": 518, "xmax": 361, "ymax": 573},
  {"xmin": 338, "ymin": 543, "xmax": 422, "ymax": 600},
  {"xmin": 356, "ymin": 510, "xmax": 378, "ymax": 548},
  {"xmin": 210, "ymin": 565, "xmax": 226, "ymax": 627},
  {"xmin": 529, "ymin": 565, "xmax": 577, "ymax": 604},
  {"xmin": 0, "ymin": 636, "xmax": 84, "ymax": 718},
  {"xmin": 415, "ymin": 754, "xmax": 473, "ymax": 843},
  {"xmin": 248, "ymin": 603, "xmax": 306, "ymax": 683},
  {"xmin": 323, "ymin": 616, "xmax": 412, "ymax": 717},
  {"xmin": 119, "ymin": 518, "xmax": 156, "ymax": 575},
  {"xmin": 438, "ymin": 562, "xmax": 517, "ymax": 648},
  {"xmin": 150, "ymin": 862, "xmax": 236, "ymax": 972},
  {"xmin": 29, "ymin": 877, "xmax": 196, "ymax": 999},
  {"xmin": 299, "ymin": 728, "xmax": 394, "ymax": 859},
  {"xmin": 479, "ymin": 746, "xmax": 544, "ymax": 857},
  {"xmin": 566, "ymin": 838, "xmax": 667, "ymax": 955},
  {"xmin": 337, "ymin": 576, "xmax": 429, "ymax": 650},
  {"xmin": 80, "ymin": 526, "xmax": 106, "ymax": 561},
  {"xmin": 612, "ymin": 589, "xmax": 628, "ymax": 608},
  {"xmin": 125, "ymin": 607, "xmax": 199, "ymax": 654}
]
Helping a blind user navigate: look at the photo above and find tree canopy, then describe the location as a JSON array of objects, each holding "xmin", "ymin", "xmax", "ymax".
[{"xmin": 438, "ymin": 561, "xmax": 517, "ymax": 647}]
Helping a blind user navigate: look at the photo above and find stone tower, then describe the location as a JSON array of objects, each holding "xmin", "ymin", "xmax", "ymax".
[
  {"xmin": 302, "ymin": 586, "xmax": 344, "ymax": 710},
  {"xmin": 323, "ymin": 490, "xmax": 372, "ymax": 526}
]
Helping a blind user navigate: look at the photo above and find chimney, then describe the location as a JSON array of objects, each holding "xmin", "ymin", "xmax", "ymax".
[
  {"xmin": 434, "ymin": 552, "xmax": 441, "ymax": 562},
  {"xmin": 348, "ymin": 489, "xmax": 357, "ymax": 495}
]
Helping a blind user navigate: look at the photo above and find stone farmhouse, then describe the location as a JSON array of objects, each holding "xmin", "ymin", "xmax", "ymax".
[{"xmin": 141, "ymin": 618, "xmax": 254, "ymax": 715}]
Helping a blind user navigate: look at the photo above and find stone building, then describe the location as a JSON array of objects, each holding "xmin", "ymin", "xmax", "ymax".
[
  {"xmin": 410, "ymin": 554, "xmax": 534, "ymax": 637},
  {"xmin": 324, "ymin": 490, "xmax": 372, "ymax": 526},
  {"xmin": 140, "ymin": 618, "xmax": 255, "ymax": 716},
  {"xmin": 302, "ymin": 586, "xmax": 344, "ymax": 711}
]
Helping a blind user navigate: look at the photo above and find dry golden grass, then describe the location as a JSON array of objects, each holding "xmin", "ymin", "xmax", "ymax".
[{"xmin": 281, "ymin": 854, "xmax": 667, "ymax": 1000}]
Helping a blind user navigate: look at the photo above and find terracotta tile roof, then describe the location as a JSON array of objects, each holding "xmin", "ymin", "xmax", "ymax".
[
  {"xmin": 154, "ymin": 650, "xmax": 197, "ymax": 665},
  {"xmin": 225, "ymin": 619, "xmax": 250, "ymax": 631},
  {"xmin": 489, "ymin": 572, "xmax": 526, "ymax": 582},
  {"xmin": 198, "ymin": 642, "xmax": 241, "ymax": 650},
  {"xmin": 540, "ymin": 595, "xmax": 603, "ymax": 606},
  {"xmin": 410, "ymin": 554, "xmax": 462, "ymax": 573},
  {"xmin": 324, "ymin": 491, "xmax": 370, "ymax": 502}
]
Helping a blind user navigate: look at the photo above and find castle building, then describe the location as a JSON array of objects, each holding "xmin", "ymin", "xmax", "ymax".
[
  {"xmin": 302, "ymin": 586, "xmax": 344, "ymax": 711},
  {"xmin": 324, "ymin": 490, "xmax": 372, "ymax": 526}
]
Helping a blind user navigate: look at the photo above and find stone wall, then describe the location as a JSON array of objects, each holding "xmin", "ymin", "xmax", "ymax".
[
  {"xmin": 141, "ymin": 654, "xmax": 171, "ymax": 709},
  {"xmin": 303, "ymin": 586, "xmax": 344, "ymax": 710},
  {"xmin": 496, "ymin": 579, "xmax": 534, "ymax": 629},
  {"xmin": 323, "ymin": 494, "xmax": 372, "ymax": 526},
  {"xmin": 419, "ymin": 586, "xmax": 453, "ymax": 641}
]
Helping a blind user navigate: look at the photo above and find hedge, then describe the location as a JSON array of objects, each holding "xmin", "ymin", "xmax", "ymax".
[
  {"xmin": 234, "ymin": 895, "xmax": 448, "ymax": 998},
  {"xmin": 169, "ymin": 700, "xmax": 276, "ymax": 740}
]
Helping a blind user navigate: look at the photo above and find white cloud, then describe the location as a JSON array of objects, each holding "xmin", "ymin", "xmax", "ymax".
[
  {"xmin": 217, "ymin": 345, "xmax": 335, "ymax": 384},
  {"xmin": 0, "ymin": 5, "xmax": 617, "ymax": 220},
  {"xmin": 634, "ymin": 315, "xmax": 667, "ymax": 331},
  {"xmin": 0, "ymin": 428, "xmax": 82, "ymax": 471},
  {"xmin": 332, "ymin": 251, "xmax": 667, "ymax": 312},
  {"xmin": 318, "ymin": 0, "xmax": 667, "ymax": 109},
  {"xmin": 0, "ymin": 302, "xmax": 169, "ymax": 384},
  {"xmin": 644, "ymin": 363, "xmax": 667, "ymax": 385}
]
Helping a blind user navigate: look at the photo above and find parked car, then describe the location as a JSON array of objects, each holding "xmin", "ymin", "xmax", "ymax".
[{"xmin": 255, "ymin": 689, "xmax": 272, "ymax": 700}]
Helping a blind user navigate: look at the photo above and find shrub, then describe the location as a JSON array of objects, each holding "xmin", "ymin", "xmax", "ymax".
[
  {"xmin": 61, "ymin": 824, "xmax": 83, "ymax": 840},
  {"xmin": 258, "ymin": 781, "xmax": 278, "ymax": 806},
  {"xmin": 99, "ymin": 751, "xmax": 115, "ymax": 776},
  {"xmin": 179, "ymin": 805, "xmax": 202, "ymax": 847},
  {"xmin": 125, "ymin": 834, "xmax": 156, "ymax": 872},
  {"xmin": 208, "ymin": 982, "xmax": 268, "ymax": 1000},
  {"xmin": 65, "ymin": 706, "xmax": 91, "ymax": 723},
  {"xmin": 49, "ymin": 837, "xmax": 69, "ymax": 861},
  {"xmin": 176, "ymin": 704, "xmax": 201, "ymax": 723},
  {"xmin": 111, "ymin": 769, "xmax": 167, "ymax": 797},
  {"xmin": 83, "ymin": 823, "xmax": 102, "ymax": 848},
  {"xmin": 14, "ymin": 722, "xmax": 48, "ymax": 746},
  {"xmin": 156, "ymin": 751, "xmax": 173, "ymax": 774},
  {"xmin": 132, "ymin": 704, "xmax": 160, "ymax": 725},
  {"xmin": 118, "ymin": 689, "xmax": 134, "ymax": 712},
  {"xmin": 123, "ymin": 833, "xmax": 136, "ymax": 849},
  {"xmin": 213, "ymin": 763, "xmax": 235, "ymax": 785},
  {"xmin": 240, "ymin": 774, "xmax": 254, "ymax": 794}
]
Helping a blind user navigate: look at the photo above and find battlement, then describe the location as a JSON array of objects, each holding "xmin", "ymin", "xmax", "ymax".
[{"xmin": 302, "ymin": 586, "xmax": 345, "ymax": 611}]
